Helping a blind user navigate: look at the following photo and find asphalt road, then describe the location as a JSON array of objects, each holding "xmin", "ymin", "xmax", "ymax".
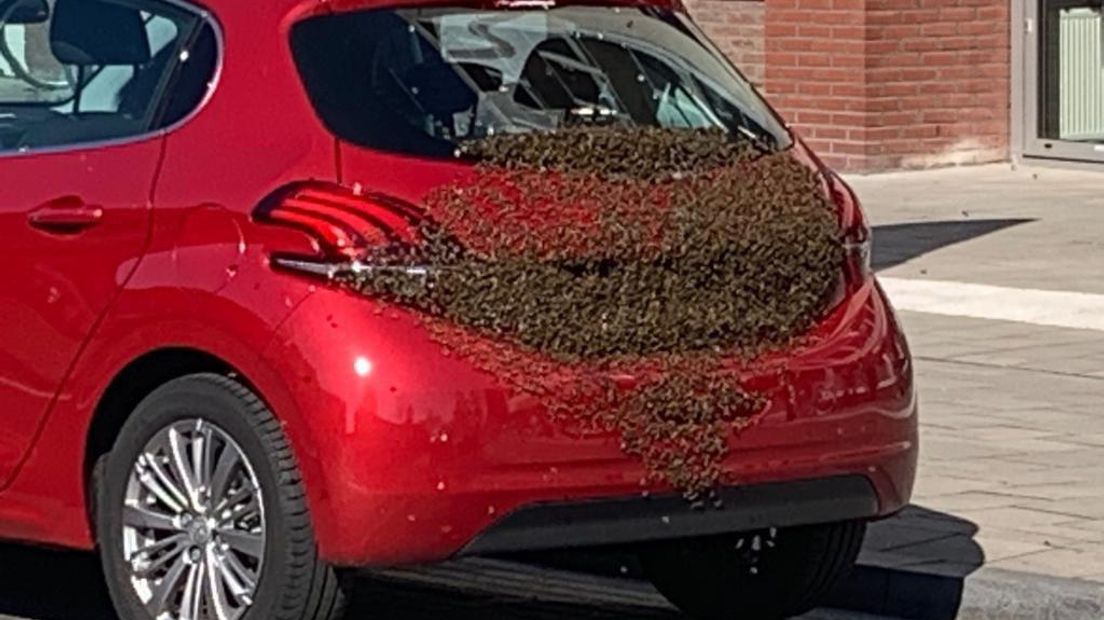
[{"xmin": 0, "ymin": 543, "xmax": 885, "ymax": 620}]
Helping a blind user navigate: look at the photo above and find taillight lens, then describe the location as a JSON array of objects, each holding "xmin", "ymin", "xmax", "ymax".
[
  {"xmin": 829, "ymin": 171, "xmax": 872, "ymax": 281},
  {"xmin": 824, "ymin": 171, "xmax": 872, "ymax": 308},
  {"xmin": 254, "ymin": 182, "xmax": 423, "ymax": 271}
]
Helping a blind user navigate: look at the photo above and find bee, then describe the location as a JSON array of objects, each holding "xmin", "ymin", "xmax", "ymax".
[{"xmin": 344, "ymin": 126, "xmax": 843, "ymax": 496}]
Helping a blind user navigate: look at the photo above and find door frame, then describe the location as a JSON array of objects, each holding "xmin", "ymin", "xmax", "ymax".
[{"xmin": 1016, "ymin": 0, "xmax": 1104, "ymax": 163}]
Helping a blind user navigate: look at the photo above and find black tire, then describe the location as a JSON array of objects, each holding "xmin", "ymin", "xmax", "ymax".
[
  {"xmin": 639, "ymin": 520, "xmax": 865, "ymax": 620},
  {"xmin": 95, "ymin": 373, "xmax": 349, "ymax": 620}
]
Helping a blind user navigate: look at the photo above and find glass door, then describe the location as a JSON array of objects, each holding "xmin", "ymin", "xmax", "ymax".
[{"xmin": 1025, "ymin": 0, "xmax": 1104, "ymax": 161}]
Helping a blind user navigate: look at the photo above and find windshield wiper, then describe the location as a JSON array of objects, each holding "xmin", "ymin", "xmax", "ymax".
[{"xmin": 735, "ymin": 124, "xmax": 776, "ymax": 155}]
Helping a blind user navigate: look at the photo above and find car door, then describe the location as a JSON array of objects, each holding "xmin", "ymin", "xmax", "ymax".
[{"xmin": 0, "ymin": 0, "xmax": 206, "ymax": 484}]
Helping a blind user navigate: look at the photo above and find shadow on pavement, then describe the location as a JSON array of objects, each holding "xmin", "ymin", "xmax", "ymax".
[
  {"xmin": 0, "ymin": 544, "xmax": 115, "ymax": 620},
  {"xmin": 0, "ymin": 543, "xmax": 678, "ymax": 620},
  {"xmin": 828, "ymin": 504, "xmax": 985, "ymax": 620},
  {"xmin": 350, "ymin": 577, "xmax": 678, "ymax": 619},
  {"xmin": 872, "ymin": 219, "xmax": 1034, "ymax": 271},
  {"xmin": 0, "ymin": 507, "xmax": 983, "ymax": 620}
]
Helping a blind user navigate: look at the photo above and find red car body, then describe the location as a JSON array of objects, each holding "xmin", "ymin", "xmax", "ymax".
[{"xmin": 0, "ymin": 0, "xmax": 916, "ymax": 569}]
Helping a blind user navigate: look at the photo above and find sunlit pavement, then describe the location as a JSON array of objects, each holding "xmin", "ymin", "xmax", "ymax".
[
  {"xmin": 838, "ymin": 164, "xmax": 1104, "ymax": 618},
  {"xmin": 849, "ymin": 165, "xmax": 1104, "ymax": 580}
]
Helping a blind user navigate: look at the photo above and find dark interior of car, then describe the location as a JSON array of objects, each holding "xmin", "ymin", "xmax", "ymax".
[{"xmin": 0, "ymin": 0, "xmax": 215, "ymax": 153}]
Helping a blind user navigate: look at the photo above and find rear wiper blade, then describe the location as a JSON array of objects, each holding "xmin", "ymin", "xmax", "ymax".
[{"xmin": 735, "ymin": 124, "xmax": 776, "ymax": 155}]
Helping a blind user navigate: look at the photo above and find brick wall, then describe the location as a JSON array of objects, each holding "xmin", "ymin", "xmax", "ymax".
[
  {"xmin": 764, "ymin": 0, "xmax": 1010, "ymax": 171},
  {"xmin": 686, "ymin": 0, "xmax": 767, "ymax": 87}
]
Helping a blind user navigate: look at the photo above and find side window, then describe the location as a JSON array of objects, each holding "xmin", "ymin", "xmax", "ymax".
[{"xmin": 0, "ymin": 0, "xmax": 210, "ymax": 153}]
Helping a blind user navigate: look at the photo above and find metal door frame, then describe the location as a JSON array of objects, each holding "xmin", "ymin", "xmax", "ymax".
[{"xmin": 1018, "ymin": 0, "xmax": 1104, "ymax": 163}]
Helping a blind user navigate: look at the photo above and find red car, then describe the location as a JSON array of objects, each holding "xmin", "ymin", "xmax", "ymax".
[{"xmin": 0, "ymin": 0, "xmax": 916, "ymax": 618}]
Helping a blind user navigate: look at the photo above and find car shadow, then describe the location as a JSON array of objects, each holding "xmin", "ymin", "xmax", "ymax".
[
  {"xmin": 517, "ymin": 504, "xmax": 985, "ymax": 620},
  {"xmin": 827, "ymin": 504, "xmax": 985, "ymax": 620},
  {"xmin": 0, "ymin": 506, "xmax": 984, "ymax": 620},
  {"xmin": 0, "ymin": 543, "xmax": 115, "ymax": 620},
  {"xmin": 0, "ymin": 542, "xmax": 678, "ymax": 620},
  {"xmin": 872, "ymin": 219, "xmax": 1034, "ymax": 271}
]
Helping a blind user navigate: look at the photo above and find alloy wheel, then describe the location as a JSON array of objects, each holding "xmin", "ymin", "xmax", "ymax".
[{"xmin": 121, "ymin": 418, "xmax": 266, "ymax": 620}]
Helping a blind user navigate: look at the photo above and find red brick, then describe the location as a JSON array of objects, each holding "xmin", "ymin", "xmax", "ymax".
[
  {"xmin": 938, "ymin": 6, "xmax": 977, "ymax": 20},
  {"xmin": 761, "ymin": 0, "xmax": 1010, "ymax": 170},
  {"xmin": 764, "ymin": 22, "xmax": 797, "ymax": 37},
  {"xmin": 920, "ymin": 21, "xmax": 958, "ymax": 36}
]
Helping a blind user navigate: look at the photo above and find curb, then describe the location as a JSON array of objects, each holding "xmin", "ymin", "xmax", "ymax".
[{"xmin": 829, "ymin": 563, "xmax": 1104, "ymax": 620}]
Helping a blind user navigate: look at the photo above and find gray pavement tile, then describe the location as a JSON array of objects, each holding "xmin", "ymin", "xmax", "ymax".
[
  {"xmin": 851, "ymin": 164, "xmax": 1104, "ymax": 294},
  {"xmin": 1012, "ymin": 497, "xmax": 1104, "ymax": 521},
  {"xmin": 917, "ymin": 459, "xmax": 1052, "ymax": 483},
  {"xmin": 1002, "ymin": 448, "xmax": 1104, "ymax": 469},
  {"xmin": 986, "ymin": 465, "xmax": 1104, "ymax": 488},
  {"xmin": 1003, "ymin": 482, "xmax": 1104, "ymax": 501},
  {"xmin": 916, "ymin": 437, "xmax": 1021, "ymax": 462},
  {"xmin": 917, "ymin": 491, "xmax": 1046, "ymax": 512},
  {"xmin": 988, "ymin": 548, "xmax": 1104, "ymax": 578},
  {"xmin": 863, "ymin": 522, "xmax": 960, "ymax": 552},
  {"xmin": 894, "ymin": 533, "xmax": 1047, "ymax": 564},
  {"xmin": 909, "ymin": 477, "xmax": 1001, "ymax": 496},
  {"xmin": 852, "ymin": 164, "xmax": 1104, "ymax": 586},
  {"xmin": 968, "ymin": 523, "xmax": 1104, "ymax": 548},
  {"xmin": 890, "ymin": 507, "xmax": 980, "ymax": 536},
  {"xmin": 947, "ymin": 507, "xmax": 1086, "ymax": 530},
  {"xmin": 882, "ymin": 559, "xmax": 983, "ymax": 579},
  {"xmin": 959, "ymin": 426, "xmax": 1062, "ymax": 442},
  {"xmin": 1060, "ymin": 433, "xmax": 1104, "ymax": 448}
]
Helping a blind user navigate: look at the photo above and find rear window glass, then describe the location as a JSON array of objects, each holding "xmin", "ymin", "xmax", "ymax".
[{"xmin": 290, "ymin": 5, "xmax": 791, "ymax": 158}]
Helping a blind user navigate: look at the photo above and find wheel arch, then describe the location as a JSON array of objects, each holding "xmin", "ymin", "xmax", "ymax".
[{"xmin": 83, "ymin": 347, "xmax": 255, "ymax": 523}]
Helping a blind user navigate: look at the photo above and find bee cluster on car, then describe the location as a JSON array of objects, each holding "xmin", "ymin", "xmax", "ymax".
[{"xmin": 339, "ymin": 126, "xmax": 844, "ymax": 495}]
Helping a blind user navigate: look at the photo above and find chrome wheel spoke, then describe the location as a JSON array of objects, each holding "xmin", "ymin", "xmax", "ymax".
[
  {"xmin": 220, "ymin": 547, "xmax": 258, "ymax": 594},
  {"xmin": 138, "ymin": 455, "xmax": 188, "ymax": 514},
  {"xmin": 209, "ymin": 444, "xmax": 241, "ymax": 502},
  {"xmin": 208, "ymin": 548, "xmax": 251, "ymax": 619},
  {"xmin": 216, "ymin": 483, "xmax": 253, "ymax": 513},
  {"xmin": 194, "ymin": 420, "xmax": 213, "ymax": 491},
  {"xmin": 131, "ymin": 534, "xmax": 188, "ymax": 577},
  {"xmin": 218, "ymin": 490, "xmax": 260, "ymax": 527},
  {"xmin": 205, "ymin": 549, "xmax": 233, "ymax": 620},
  {"xmin": 146, "ymin": 552, "xmax": 189, "ymax": 617},
  {"xmin": 169, "ymin": 427, "xmax": 201, "ymax": 511},
  {"xmin": 180, "ymin": 561, "xmax": 206, "ymax": 620},
  {"xmin": 123, "ymin": 504, "xmax": 178, "ymax": 532},
  {"xmin": 218, "ymin": 529, "xmax": 263, "ymax": 559}
]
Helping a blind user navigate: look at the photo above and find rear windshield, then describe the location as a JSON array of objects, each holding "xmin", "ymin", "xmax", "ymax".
[{"xmin": 290, "ymin": 5, "xmax": 791, "ymax": 158}]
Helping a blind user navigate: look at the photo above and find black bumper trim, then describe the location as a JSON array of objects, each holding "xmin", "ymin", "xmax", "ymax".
[{"xmin": 460, "ymin": 475, "xmax": 880, "ymax": 556}]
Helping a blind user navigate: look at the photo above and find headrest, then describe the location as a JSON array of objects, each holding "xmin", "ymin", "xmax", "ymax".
[{"xmin": 50, "ymin": 0, "xmax": 150, "ymax": 66}]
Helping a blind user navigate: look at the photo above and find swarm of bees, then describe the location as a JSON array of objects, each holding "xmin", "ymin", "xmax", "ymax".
[{"xmin": 341, "ymin": 126, "xmax": 844, "ymax": 496}]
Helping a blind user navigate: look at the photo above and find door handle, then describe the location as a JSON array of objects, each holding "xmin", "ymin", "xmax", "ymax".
[{"xmin": 27, "ymin": 196, "xmax": 104, "ymax": 233}]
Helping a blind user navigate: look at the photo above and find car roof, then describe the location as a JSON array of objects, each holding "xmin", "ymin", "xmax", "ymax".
[
  {"xmin": 193, "ymin": 0, "xmax": 680, "ymax": 29},
  {"xmin": 286, "ymin": 0, "xmax": 681, "ymax": 15}
]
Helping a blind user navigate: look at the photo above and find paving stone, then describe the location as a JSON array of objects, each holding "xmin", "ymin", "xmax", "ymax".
[
  {"xmin": 918, "ymin": 492, "xmax": 1042, "ymax": 512},
  {"xmin": 1013, "ymin": 498, "xmax": 1104, "ymax": 521},
  {"xmin": 849, "ymin": 164, "xmax": 1104, "ymax": 585},
  {"xmin": 948, "ymin": 507, "xmax": 1085, "ymax": 530},
  {"xmin": 989, "ymin": 548, "xmax": 1104, "ymax": 578},
  {"xmin": 894, "ymin": 532, "xmax": 1045, "ymax": 564}
]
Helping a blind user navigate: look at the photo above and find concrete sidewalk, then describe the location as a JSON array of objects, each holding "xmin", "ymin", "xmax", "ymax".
[{"xmin": 837, "ymin": 164, "xmax": 1104, "ymax": 617}]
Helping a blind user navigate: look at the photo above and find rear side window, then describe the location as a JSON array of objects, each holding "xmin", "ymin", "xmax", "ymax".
[
  {"xmin": 290, "ymin": 6, "xmax": 791, "ymax": 159},
  {"xmin": 0, "ymin": 0, "xmax": 217, "ymax": 153}
]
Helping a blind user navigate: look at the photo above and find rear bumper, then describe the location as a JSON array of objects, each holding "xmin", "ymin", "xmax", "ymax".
[
  {"xmin": 461, "ymin": 475, "xmax": 878, "ymax": 555},
  {"xmin": 262, "ymin": 277, "xmax": 917, "ymax": 566}
]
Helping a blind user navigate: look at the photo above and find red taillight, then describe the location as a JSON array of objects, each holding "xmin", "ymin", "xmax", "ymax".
[
  {"xmin": 824, "ymin": 171, "xmax": 872, "ymax": 309},
  {"xmin": 254, "ymin": 182, "xmax": 423, "ymax": 263},
  {"xmin": 827, "ymin": 171, "xmax": 871, "ymax": 277}
]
